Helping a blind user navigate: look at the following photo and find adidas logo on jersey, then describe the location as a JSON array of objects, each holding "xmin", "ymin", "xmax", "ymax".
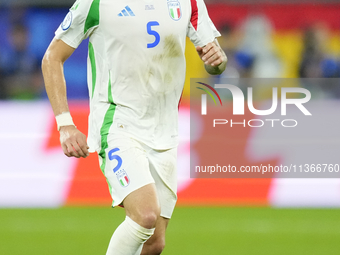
[{"xmin": 118, "ymin": 6, "xmax": 135, "ymax": 16}]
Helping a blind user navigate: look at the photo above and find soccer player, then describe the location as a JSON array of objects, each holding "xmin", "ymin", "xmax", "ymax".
[{"xmin": 42, "ymin": 0, "xmax": 226, "ymax": 254}]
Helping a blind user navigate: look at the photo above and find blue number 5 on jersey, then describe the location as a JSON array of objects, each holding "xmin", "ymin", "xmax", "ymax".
[{"xmin": 147, "ymin": 21, "xmax": 160, "ymax": 48}]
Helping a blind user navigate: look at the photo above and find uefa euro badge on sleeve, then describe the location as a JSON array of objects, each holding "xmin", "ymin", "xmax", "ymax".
[
  {"xmin": 61, "ymin": 11, "xmax": 73, "ymax": 31},
  {"xmin": 167, "ymin": 0, "xmax": 182, "ymax": 21}
]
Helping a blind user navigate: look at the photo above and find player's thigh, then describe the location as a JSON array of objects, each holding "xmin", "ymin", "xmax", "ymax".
[
  {"xmin": 123, "ymin": 183, "xmax": 161, "ymax": 228},
  {"xmin": 148, "ymin": 147, "xmax": 177, "ymax": 219},
  {"xmin": 99, "ymin": 134, "xmax": 155, "ymax": 209}
]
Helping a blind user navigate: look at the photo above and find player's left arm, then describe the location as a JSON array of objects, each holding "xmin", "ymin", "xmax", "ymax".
[{"xmin": 196, "ymin": 39, "xmax": 227, "ymax": 75}]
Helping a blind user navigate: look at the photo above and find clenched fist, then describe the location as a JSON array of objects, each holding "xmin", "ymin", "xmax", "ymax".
[
  {"xmin": 59, "ymin": 125, "xmax": 89, "ymax": 158},
  {"xmin": 196, "ymin": 41, "xmax": 227, "ymax": 67}
]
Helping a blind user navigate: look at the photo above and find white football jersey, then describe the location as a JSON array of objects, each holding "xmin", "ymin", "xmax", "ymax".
[{"xmin": 55, "ymin": 0, "xmax": 220, "ymax": 153}]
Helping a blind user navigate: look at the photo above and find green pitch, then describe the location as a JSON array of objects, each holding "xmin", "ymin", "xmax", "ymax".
[{"xmin": 0, "ymin": 207, "xmax": 339, "ymax": 255}]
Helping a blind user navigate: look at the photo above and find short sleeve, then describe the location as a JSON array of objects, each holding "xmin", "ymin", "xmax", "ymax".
[
  {"xmin": 55, "ymin": 0, "xmax": 100, "ymax": 49},
  {"xmin": 187, "ymin": 0, "xmax": 221, "ymax": 47}
]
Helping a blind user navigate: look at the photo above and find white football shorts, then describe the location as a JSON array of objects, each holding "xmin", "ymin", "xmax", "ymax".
[{"xmin": 98, "ymin": 133, "xmax": 177, "ymax": 219}]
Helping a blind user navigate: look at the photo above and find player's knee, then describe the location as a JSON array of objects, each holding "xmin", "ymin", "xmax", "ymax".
[{"xmin": 138, "ymin": 210, "xmax": 158, "ymax": 229}]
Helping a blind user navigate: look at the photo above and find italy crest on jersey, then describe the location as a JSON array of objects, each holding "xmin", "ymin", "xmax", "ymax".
[
  {"xmin": 167, "ymin": 0, "xmax": 182, "ymax": 21},
  {"xmin": 116, "ymin": 169, "xmax": 130, "ymax": 187}
]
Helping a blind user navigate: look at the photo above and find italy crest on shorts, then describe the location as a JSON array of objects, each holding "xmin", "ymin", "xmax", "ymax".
[
  {"xmin": 116, "ymin": 169, "xmax": 130, "ymax": 187},
  {"xmin": 167, "ymin": 0, "xmax": 182, "ymax": 21}
]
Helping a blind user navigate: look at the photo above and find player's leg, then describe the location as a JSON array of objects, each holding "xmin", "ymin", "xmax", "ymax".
[
  {"xmin": 101, "ymin": 135, "xmax": 158, "ymax": 255},
  {"xmin": 124, "ymin": 183, "xmax": 160, "ymax": 229},
  {"xmin": 138, "ymin": 147, "xmax": 177, "ymax": 255},
  {"xmin": 141, "ymin": 216, "xmax": 169, "ymax": 255},
  {"xmin": 106, "ymin": 184, "xmax": 160, "ymax": 255}
]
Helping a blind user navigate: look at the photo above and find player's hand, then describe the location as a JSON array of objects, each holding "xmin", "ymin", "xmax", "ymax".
[
  {"xmin": 59, "ymin": 125, "xmax": 89, "ymax": 158},
  {"xmin": 196, "ymin": 41, "xmax": 226, "ymax": 67}
]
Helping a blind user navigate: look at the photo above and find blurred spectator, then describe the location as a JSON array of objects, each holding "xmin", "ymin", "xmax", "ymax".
[
  {"xmin": 237, "ymin": 14, "xmax": 283, "ymax": 78},
  {"xmin": 0, "ymin": 22, "xmax": 43, "ymax": 99},
  {"xmin": 299, "ymin": 24, "xmax": 325, "ymax": 78},
  {"xmin": 217, "ymin": 13, "xmax": 283, "ymax": 82},
  {"xmin": 299, "ymin": 23, "xmax": 340, "ymax": 78},
  {"xmin": 299, "ymin": 23, "xmax": 340, "ymax": 98}
]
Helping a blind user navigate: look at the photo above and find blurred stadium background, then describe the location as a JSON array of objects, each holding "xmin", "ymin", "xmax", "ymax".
[{"xmin": 1, "ymin": 0, "xmax": 340, "ymax": 254}]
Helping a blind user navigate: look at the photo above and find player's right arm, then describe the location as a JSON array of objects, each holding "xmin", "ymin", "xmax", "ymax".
[{"xmin": 42, "ymin": 38, "xmax": 89, "ymax": 158}]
